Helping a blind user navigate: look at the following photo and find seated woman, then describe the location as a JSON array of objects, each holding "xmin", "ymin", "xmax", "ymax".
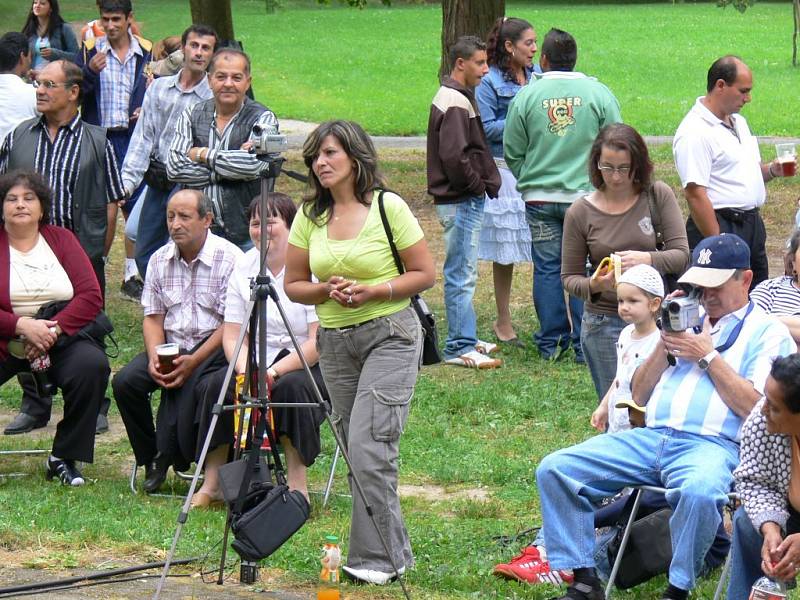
[
  {"xmin": 0, "ymin": 170, "xmax": 108, "ymax": 486},
  {"xmin": 751, "ymin": 229, "xmax": 800, "ymax": 342},
  {"xmin": 727, "ymin": 353, "xmax": 800, "ymax": 598},
  {"xmin": 191, "ymin": 193, "xmax": 328, "ymax": 508}
]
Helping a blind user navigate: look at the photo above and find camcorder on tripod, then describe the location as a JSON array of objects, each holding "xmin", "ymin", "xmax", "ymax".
[{"xmin": 153, "ymin": 124, "xmax": 412, "ymax": 600}]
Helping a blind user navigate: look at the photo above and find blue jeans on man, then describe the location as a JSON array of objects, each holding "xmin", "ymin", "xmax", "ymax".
[
  {"xmin": 436, "ymin": 197, "xmax": 484, "ymax": 360},
  {"xmin": 525, "ymin": 202, "xmax": 583, "ymax": 360},
  {"xmin": 135, "ymin": 185, "xmax": 177, "ymax": 278},
  {"xmin": 536, "ymin": 427, "xmax": 738, "ymax": 591}
]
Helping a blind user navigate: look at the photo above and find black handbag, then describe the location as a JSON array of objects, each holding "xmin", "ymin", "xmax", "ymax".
[
  {"xmin": 142, "ymin": 159, "xmax": 173, "ymax": 192},
  {"xmin": 229, "ymin": 400, "xmax": 309, "ymax": 562},
  {"xmin": 377, "ymin": 189, "xmax": 442, "ymax": 366},
  {"xmin": 607, "ymin": 504, "xmax": 673, "ymax": 589},
  {"xmin": 34, "ymin": 300, "xmax": 117, "ymax": 356}
]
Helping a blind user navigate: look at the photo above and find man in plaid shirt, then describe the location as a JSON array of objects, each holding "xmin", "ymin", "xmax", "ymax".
[{"xmin": 112, "ymin": 189, "xmax": 241, "ymax": 494}]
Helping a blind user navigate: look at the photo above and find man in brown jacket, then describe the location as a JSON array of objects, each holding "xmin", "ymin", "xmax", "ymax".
[{"xmin": 427, "ymin": 35, "xmax": 501, "ymax": 369}]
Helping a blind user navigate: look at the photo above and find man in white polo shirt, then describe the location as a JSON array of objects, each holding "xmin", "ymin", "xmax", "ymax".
[
  {"xmin": 535, "ymin": 234, "xmax": 795, "ymax": 600},
  {"xmin": 673, "ymin": 55, "xmax": 792, "ymax": 288}
]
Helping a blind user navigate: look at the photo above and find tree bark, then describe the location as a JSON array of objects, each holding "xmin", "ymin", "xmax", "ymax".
[
  {"xmin": 439, "ymin": 0, "xmax": 505, "ymax": 80},
  {"xmin": 793, "ymin": 0, "xmax": 799, "ymax": 66},
  {"xmin": 189, "ymin": 0, "xmax": 235, "ymax": 43}
]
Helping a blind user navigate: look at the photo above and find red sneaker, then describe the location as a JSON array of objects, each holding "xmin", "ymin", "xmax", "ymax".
[{"xmin": 493, "ymin": 546, "xmax": 574, "ymax": 585}]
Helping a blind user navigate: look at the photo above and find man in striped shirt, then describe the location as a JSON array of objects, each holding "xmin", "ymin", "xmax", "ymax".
[
  {"xmin": 0, "ymin": 59, "xmax": 124, "ymax": 437},
  {"xmin": 112, "ymin": 189, "xmax": 241, "ymax": 494},
  {"xmin": 167, "ymin": 48, "xmax": 278, "ymax": 250},
  {"xmin": 535, "ymin": 234, "xmax": 796, "ymax": 600}
]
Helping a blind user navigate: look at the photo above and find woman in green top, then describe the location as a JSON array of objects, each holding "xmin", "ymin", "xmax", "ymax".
[{"xmin": 285, "ymin": 120, "xmax": 435, "ymax": 585}]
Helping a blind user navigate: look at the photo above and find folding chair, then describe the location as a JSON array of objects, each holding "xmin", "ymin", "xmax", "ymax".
[{"xmin": 604, "ymin": 484, "xmax": 737, "ymax": 600}]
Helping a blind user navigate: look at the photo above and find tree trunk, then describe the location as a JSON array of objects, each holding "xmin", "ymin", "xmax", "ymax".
[
  {"xmin": 439, "ymin": 0, "xmax": 505, "ymax": 80},
  {"xmin": 189, "ymin": 0, "xmax": 235, "ymax": 43},
  {"xmin": 794, "ymin": 0, "xmax": 799, "ymax": 66}
]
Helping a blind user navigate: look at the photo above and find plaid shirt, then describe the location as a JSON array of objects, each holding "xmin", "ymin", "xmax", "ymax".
[
  {"xmin": 142, "ymin": 231, "xmax": 242, "ymax": 351},
  {"xmin": 120, "ymin": 70, "xmax": 212, "ymax": 194},
  {"xmin": 95, "ymin": 34, "xmax": 143, "ymax": 129},
  {"xmin": 0, "ymin": 114, "xmax": 124, "ymax": 229}
]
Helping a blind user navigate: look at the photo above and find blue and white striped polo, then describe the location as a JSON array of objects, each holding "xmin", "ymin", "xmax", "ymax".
[{"xmin": 645, "ymin": 303, "xmax": 796, "ymax": 442}]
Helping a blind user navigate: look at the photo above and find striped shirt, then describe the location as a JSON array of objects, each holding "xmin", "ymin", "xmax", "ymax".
[
  {"xmin": 95, "ymin": 34, "xmax": 143, "ymax": 129},
  {"xmin": 646, "ymin": 302, "xmax": 796, "ymax": 442},
  {"xmin": 0, "ymin": 114, "xmax": 124, "ymax": 230},
  {"xmin": 751, "ymin": 276, "xmax": 800, "ymax": 316},
  {"xmin": 142, "ymin": 231, "xmax": 242, "ymax": 351},
  {"xmin": 168, "ymin": 105, "xmax": 278, "ymax": 230},
  {"xmin": 120, "ymin": 70, "xmax": 212, "ymax": 194}
]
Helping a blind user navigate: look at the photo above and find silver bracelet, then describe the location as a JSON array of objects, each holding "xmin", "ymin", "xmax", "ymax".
[{"xmin": 385, "ymin": 281, "xmax": 393, "ymax": 301}]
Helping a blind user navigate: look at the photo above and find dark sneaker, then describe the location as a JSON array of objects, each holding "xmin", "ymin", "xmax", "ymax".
[
  {"xmin": 120, "ymin": 277, "xmax": 144, "ymax": 302},
  {"xmin": 46, "ymin": 457, "xmax": 85, "ymax": 486},
  {"xmin": 551, "ymin": 580, "xmax": 604, "ymax": 600}
]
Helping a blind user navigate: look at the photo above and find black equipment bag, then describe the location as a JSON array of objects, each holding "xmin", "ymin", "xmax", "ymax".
[{"xmin": 607, "ymin": 501, "xmax": 673, "ymax": 589}]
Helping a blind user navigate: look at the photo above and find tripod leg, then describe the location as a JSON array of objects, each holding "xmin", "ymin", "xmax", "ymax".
[{"xmin": 322, "ymin": 445, "xmax": 340, "ymax": 508}]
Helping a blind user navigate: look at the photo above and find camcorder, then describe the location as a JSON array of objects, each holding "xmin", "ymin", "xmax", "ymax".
[
  {"xmin": 250, "ymin": 124, "xmax": 288, "ymax": 156},
  {"xmin": 657, "ymin": 287, "xmax": 702, "ymax": 333}
]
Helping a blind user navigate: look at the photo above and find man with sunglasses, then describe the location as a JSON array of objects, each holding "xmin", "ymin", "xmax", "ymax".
[
  {"xmin": 535, "ymin": 234, "xmax": 796, "ymax": 600},
  {"xmin": 504, "ymin": 28, "xmax": 621, "ymax": 363},
  {"xmin": 674, "ymin": 56, "xmax": 794, "ymax": 289},
  {"xmin": 0, "ymin": 59, "xmax": 124, "ymax": 436}
]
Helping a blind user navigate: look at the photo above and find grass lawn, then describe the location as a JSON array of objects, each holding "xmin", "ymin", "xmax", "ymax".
[
  {"xmin": 1, "ymin": 145, "xmax": 800, "ymax": 598},
  {"xmin": 2, "ymin": 1, "xmax": 799, "ymax": 135}
]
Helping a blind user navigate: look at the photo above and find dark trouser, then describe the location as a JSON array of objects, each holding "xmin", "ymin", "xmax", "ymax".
[
  {"xmin": 1, "ymin": 340, "xmax": 108, "ymax": 462},
  {"xmin": 19, "ymin": 256, "xmax": 107, "ymax": 420},
  {"xmin": 113, "ymin": 348, "xmax": 227, "ymax": 469},
  {"xmin": 686, "ymin": 207, "xmax": 768, "ymax": 289}
]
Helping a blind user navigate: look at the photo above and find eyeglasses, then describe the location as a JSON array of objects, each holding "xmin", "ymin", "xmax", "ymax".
[
  {"xmin": 597, "ymin": 163, "xmax": 631, "ymax": 176},
  {"xmin": 32, "ymin": 79, "xmax": 71, "ymax": 90}
]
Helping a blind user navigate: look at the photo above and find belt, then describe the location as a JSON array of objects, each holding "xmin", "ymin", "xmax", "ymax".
[
  {"xmin": 715, "ymin": 207, "xmax": 759, "ymax": 224},
  {"xmin": 329, "ymin": 316, "xmax": 382, "ymax": 332},
  {"xmin": 106, "ymin": 126, "xmax": 129, "ymax": 133}
]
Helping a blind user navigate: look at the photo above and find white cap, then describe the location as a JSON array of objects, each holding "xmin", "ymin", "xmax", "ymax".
[{"xmin": 617, "ymin": 264, "xmax": 665, "ymax": 298}]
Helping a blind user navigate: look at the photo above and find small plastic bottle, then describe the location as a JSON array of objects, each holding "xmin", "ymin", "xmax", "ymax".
[
  {"xmin": 750, "ymin": 576, "xmax": 787, "ymax": 600},
  {"xmin": 317, "ymin": 535, "xmax": 341, "ymax": 600}
]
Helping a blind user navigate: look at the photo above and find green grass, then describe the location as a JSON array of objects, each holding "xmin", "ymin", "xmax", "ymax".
[
  {"xmin": 1, "ymin": 149, "xmax": 800, "ymax": 598},
  {"xmin": 2, "ymin": 1, "xmax": 798, "ymax": 135}
]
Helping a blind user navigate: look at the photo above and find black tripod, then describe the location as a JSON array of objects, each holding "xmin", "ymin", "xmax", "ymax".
[{"xmin": 153, "ymin": 157, "xmax": 412, "ymax": 600}]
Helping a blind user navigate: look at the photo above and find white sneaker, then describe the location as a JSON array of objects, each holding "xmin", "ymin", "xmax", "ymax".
[
  {"xmin": 342, "ymin": 565, "xmax": 405, "ymax": 585},
  {"xmin": 445, "ymin": 350, "xmax": 502, "ymax": 369},
  {"xmin": 475, "ymin": 340, "xmax": 499, "ymax": 354}
]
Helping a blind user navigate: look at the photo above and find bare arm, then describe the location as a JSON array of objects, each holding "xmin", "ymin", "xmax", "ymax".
[
  {"xmin": 271, "ymin": 322, "xmax": 320, "ymax": 376},
  {"xmin": 143, "ymin": 313, "xmax": 169, "ymax": 387},
  {"xmin": 683, "ymin": 183, "xmax": 719, "ymax": 238},
  {"xmin": 778, "ymin": 315, "xmax": 800, "ymax": 343},
  {"xmin": 161, "ymin": 327, "xmax": 224, "ymax": 389}
]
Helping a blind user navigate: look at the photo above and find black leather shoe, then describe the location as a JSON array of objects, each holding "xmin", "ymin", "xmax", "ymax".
[
  {"xmin": 4, "ymin": 412, "xmax": 48, "ymax": 435},
  {"xmin": 95, "ymin": 413, "xmax": 109, "ymax": 435},
  {"xmin": 143, "ymin": 453, "xmax": 171, "ymax": 493},
  {"xmin": 46, "ymin": 457, "xmax": 85, "ymax": 486}
]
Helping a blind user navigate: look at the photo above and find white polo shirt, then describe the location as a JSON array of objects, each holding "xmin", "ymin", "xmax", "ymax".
[
  {"xmin": 673, "ymin": 97, "xmax": 765, "ymax": 211},
  {"xmin": 0, "ymin": 74, "xmax": 37, "ymax": 142}
]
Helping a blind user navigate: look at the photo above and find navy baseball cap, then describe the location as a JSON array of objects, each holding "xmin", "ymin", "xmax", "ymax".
[{"xmin": 678, "ymin": 234, "xmax": 750, "ymax": 288}]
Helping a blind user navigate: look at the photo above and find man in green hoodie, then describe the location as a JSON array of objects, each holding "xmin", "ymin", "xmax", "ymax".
[{"xmin": 504, "ymin": 28, "xmax": 621, "ymax": 362}]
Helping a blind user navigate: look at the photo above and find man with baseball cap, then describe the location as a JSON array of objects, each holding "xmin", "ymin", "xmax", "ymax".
[{"xmin": 535, "ymin": 234, "xmax": 795, "ymax": 600}]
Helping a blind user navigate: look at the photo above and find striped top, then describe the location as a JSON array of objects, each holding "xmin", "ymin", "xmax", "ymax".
[
  {"xmin": 646, "ymin": 302, "xmax": 796, "ymax": 442},
  {"xmin": 751, "ymin": 276, "xmax": 800, "ymax": 316},
  {"xmin": 0, "ymin": 114, "xmax": 124, "ymax": 230}
]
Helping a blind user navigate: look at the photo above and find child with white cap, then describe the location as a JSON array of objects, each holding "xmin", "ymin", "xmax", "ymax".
[{"xmin": 591, "ymin": 264, "xmax": 665, "ymax": 433}]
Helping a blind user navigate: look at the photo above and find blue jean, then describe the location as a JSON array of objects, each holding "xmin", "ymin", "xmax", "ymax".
[
  {"xmin": 124, "ymin": 184, "xmax": 145, "ymax": 242},
  {"xmin": 525, "ymin": 202, "xmax": 583, "ymax": 358},
  {"xmin": 135, "ymin": 185, "xmax": 176, "ymax": 278},
  {"xmin": 536, "ymin": 427, "xmax": 738, "ymax": 590},
  {"xmin": 726, "ymin": 507, "xmax": 768, "ymax": 599},
  {"xmin": 436, "ymin": 198, "xmax": 485, "ymax": 359},
  {"xmin": 581, "ymin": 311, "xmax": 627, "ymax": 400}
]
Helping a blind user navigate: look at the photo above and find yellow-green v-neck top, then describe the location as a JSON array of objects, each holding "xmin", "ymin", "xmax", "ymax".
[{"xmin": 288, "ymin": 190, "xmax": 424, "ymax": 328}]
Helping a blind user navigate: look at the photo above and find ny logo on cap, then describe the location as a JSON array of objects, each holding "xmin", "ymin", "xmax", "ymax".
[{"xmin": 698, "ymin": 248, "xmax": 713, "ymax": 265}]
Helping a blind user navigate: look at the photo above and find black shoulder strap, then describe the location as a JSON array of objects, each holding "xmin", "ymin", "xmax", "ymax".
[
  {"xmin": 376, "ymin": 189, "xmax": 405, "ymax": 276},
  {"xmin": 646, "ymin": 185, "xmax": 665, "ymax": 250}
]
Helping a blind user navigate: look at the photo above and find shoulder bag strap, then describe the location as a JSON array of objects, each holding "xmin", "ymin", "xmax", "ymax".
[
  {"xmin": 646, "ymin": 185, "xmax": 665, "ymax": 251},
  {"xmin": 376, "ymin": 189, "xmax": 405, "ymax": 276}
]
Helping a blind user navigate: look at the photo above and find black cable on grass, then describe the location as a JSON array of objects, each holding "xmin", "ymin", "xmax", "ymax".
[{"xmin": 0, "ymin": 573, "xmax": 191, "ymax": 598}]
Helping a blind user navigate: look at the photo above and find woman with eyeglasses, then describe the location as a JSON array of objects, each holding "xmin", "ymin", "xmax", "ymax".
[
  {"xmin": 21, "ymin": 0, "xmax": 79, "ymax": 74},
  {"xmin": 561, "ymin": 123, "xmax": 689, "ymax": 401}
]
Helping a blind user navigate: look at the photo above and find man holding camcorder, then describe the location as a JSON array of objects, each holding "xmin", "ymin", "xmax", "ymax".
[{"xmin": 535, "ymin": 234, "xmax": 796, "ymax": 600}]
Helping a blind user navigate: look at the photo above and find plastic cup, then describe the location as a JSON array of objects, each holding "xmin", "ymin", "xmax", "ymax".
[
  {"xmin": 776, "ymin": 143, "xmax": 796, "ymax": 177},
  {"xmin": 155, "ymin": 343, "xmax": 179, "ymax": 374}
]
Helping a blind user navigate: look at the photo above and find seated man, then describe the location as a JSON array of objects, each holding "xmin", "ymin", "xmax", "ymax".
[
  {"xmin": 112, "ymin": 189, "xmax": 240, "ymax": 493},
  {"xmin": 536, "ymin": 234, "xmax": 796, "ymax": 600}
]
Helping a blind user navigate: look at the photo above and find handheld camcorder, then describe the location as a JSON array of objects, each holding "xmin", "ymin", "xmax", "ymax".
[
  {"xmin": 658, "ymin": 288, "xmax": 702, "ymax": 332},
  {"xmin": 250, "ymin": 124, "xmax": 288, "ymax": 156}
]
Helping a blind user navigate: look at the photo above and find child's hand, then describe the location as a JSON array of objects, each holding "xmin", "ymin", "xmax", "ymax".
[{"xmin": 591, "ymin": 402, "xmax": 609, "ymax": 432}]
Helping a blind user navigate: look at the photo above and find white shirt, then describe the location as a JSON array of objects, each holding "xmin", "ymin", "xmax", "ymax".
[
  {"xmin": 673, "ymin": 97, "xmax": 765, "ymax": 211},
  {"xmin": 0, "ymin": 74, "xmax": 37, "ymax": 142},
  {"xmin": 9, "ymin": 235, "xmax": 73, "ymax": 317},
  {"xmin": 225, "ymin": 248, "xmax": 318, "ymax": 366},
  {"xmin": 607, "ymin": 325, "xmax": 660, "ymax": 434}
]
